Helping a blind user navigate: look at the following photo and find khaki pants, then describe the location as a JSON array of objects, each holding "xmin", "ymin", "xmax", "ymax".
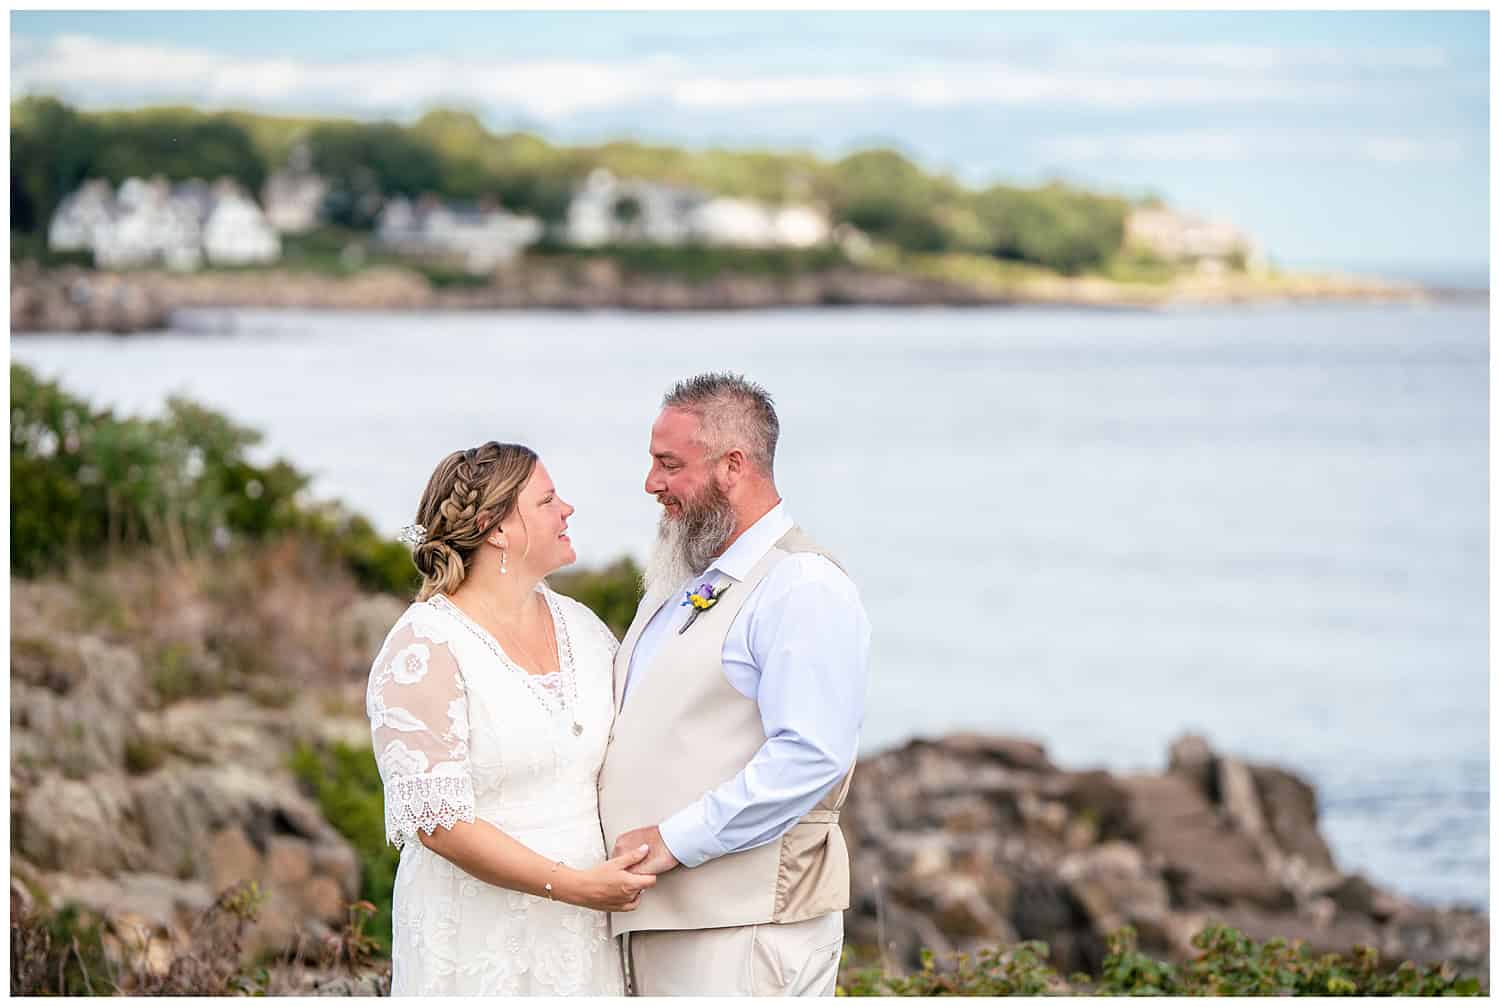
[{"xmin": 626, "ymin": 911, "xmax": 843, "ymax": 996}]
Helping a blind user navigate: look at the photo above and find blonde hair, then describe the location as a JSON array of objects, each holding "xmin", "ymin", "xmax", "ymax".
[{"xmin": 411, "ymin": 442, "xmax": 538, "ymax": 601}]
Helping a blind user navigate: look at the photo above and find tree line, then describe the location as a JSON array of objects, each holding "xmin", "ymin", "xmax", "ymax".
[{"xmin": 12, "ymin": 96, "xmax": 1136, "ymax": 275}]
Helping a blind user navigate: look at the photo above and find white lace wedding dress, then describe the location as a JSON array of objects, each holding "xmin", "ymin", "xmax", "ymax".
[{"xmin": 365, "ymin": 586, "xmax": 625, "ymax": 995}]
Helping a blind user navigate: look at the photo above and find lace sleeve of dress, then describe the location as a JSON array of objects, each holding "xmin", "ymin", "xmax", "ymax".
[{"xmin": 366, "ymin": 620, "xmax": 476, "ymax": 849}]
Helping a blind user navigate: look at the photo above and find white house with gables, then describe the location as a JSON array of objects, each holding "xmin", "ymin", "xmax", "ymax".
[
  {"xmin": 261, "ymin": 142, "xmax": 328, "ymax": 234},
  {"xmin": 565, "ymin": 170, "xmax": 833, "ymax": 249},
  {"xmin": 377, "ymin": 197, "xmax": 544, "ymax": 272},
  {"xmin": 48, "ymin": 176, "xmax": 281, "ymax": 270},
  {"xmin": 48, "ymin": 179, "xmax": 116, "ymax": 255}
]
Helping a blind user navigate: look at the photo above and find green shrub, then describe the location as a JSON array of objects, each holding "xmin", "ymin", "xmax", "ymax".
[
  {"xmin": 9, "ymin": 902, "xmax": 113, "ymax": 995},
  {"xmin": 840, "ymin": 940, "xmax": 1064, "ymax": 996},
  {"xmin": 122, "ymin": 736, "xmax": 167, "ymax": 775},
  {"xmin": 11, "ymin": 363, "xmax": 423, "ymax": 598},
  {"xmin": 288, "ymin": 741, "xmax": 398, "ymax": 957},
  {"xmin": 549, "ymin": 557, "xmax": 643, "ymax": 638},
  {"xmin": 10, "ymin": 363, "xmax": 308, "ymax": 575},
  {"xmin": 838, "ymin": 925, "xmax": 1485, "ymax": 996}
]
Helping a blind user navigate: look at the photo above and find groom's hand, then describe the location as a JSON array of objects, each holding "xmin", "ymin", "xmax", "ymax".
[{"xmin": 611, "ymin": 825, "xmax": 680, "ymax": 875}]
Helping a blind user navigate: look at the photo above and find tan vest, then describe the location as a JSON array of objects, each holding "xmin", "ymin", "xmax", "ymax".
[{"xmin": 597, "ymin": 526, "xmax": 854, "ymax": 937}]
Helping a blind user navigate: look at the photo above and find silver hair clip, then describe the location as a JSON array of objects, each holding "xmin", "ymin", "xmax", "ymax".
[{"xmin": 397, "ymin": 523, "xmax": 428, "ymax": 547}]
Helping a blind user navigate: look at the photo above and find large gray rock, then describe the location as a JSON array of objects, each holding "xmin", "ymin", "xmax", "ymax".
[
  {"xmin": 1251, "ymin": 764, "xmax": 1337, "ymax": 873},
  {"xmin": 136, "ymin": 695, "xmax": 321, "ymax": 775},
  {"xmin": 130, "ymin": 765, "xmax": 334, "ymax": 879},
  {"xmin": 16, "ymin": 773, "xmax": 151, "ymax": 874},
  {"xmin": 336, "ymin": 595, "xmax": 408, "ymax": 668},
  {"xmin": 1119, "ymin": 773, "xmax": 1293, "ymax": 911},
  {"xmin": 12, "ymin": 636, "xmax": 149, "ymax": 780},
  {"xmin": 1167, "ymin": 733, "xmax": 1217, "ymax": 797},
  {"xmin": 1057, "ymin": 840, "xmax": 1171, "ymax": 941},
  {"xmin": 43, "ymin": 872, "xmax": 214, "ymax": 931},
  {"xmin": 940, "ymin": 733, "xmax": 1058, "ymax": 773}
]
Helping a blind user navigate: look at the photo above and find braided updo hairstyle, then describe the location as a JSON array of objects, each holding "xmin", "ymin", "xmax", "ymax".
[{"xmin": 411, "ymin": 442, "xmax": 538, "ymax": 602}]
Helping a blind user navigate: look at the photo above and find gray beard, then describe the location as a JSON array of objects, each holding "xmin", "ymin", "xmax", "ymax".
[{"xmin": 641, "ymin": 484, "xmax": 737, "ymax": 600}]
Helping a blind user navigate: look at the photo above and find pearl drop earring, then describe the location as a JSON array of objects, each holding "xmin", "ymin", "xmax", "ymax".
[{"xmin": 500, "ymin": 547, "xmax": 508, "ymax": 575}]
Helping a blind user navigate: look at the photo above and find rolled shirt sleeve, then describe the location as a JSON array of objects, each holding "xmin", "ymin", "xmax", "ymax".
[{"xmin": 659, "ymin": 555, "xmax": 871, "ymax": 868}]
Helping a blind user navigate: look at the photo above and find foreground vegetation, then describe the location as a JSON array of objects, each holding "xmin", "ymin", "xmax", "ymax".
[
  {"xmin": 9, "ymin": 366, "xmax": 1482, "ymax": 995},
  {"xmin": 837, "ymin": 926, "xmax": 1482, "ymax": 996},
  {"xmin": 10, "ymin": 881, "xmax": 386, "ymax": 996},
  {"xmin": 14, "ymin": 884, "xmax": 1480, "ymax": 997}
]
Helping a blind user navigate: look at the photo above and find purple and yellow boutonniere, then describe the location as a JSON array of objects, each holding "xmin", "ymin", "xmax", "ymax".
[{"xmin": 678, "ymin": 581, "xmax": 731, "ymax": 635}]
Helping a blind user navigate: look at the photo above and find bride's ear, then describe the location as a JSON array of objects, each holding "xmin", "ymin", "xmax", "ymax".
[{"xmin": 479, "ymin": 510, "xmax": 505, "ymax": 549}]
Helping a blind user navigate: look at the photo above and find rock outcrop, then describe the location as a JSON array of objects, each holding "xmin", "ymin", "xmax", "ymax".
[
  {"xmin": 10, "ymin": 626, "xmax": 368, "ymax": 960},
  {"xmin": 840, "ymin": 734, "xmax": 1489, "ymax": 979},
  {"xmin": 10, "ymin": 565, "xmax": 1486, "ymax": 986}
]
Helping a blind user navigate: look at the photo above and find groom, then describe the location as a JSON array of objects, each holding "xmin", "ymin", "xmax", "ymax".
[{"xmin": 598, "ymin": 372, "xmax": 871, "ymax": 996}]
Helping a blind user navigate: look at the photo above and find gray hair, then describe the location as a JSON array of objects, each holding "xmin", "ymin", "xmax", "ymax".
[{"xmin": 662, "ymin": 372, "xmax": 779, "ymax": 477}]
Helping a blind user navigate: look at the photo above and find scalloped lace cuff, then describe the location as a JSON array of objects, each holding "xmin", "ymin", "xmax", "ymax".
[{"xmin": 384, "ymin": 770, "xmax": 477, "ymax": 849}]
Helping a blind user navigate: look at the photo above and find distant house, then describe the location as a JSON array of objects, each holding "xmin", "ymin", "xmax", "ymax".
[
  {"xmin": 47, "ymin": 176, "xmax": 281, "ymax": 271},
  {"xmin": 377, "ymin": 196, "xmax": 544, "ymax": 271},
  {"xmin": 1125, "ymin": 207, "xmax": 1264, "ymax": 273},
  {"xmin": 262, "ymin": 142, "xmax": 328, "ymax": 234},
  {"xmin": 566, "ymin": 169, "xmax": 832, "ymax": 249},
  {"xmin": 93, "ymin": 177, "xmax": 203, "ymax": 271},
  {"xmin": 688, "ymin": 197, "xmax": 777, "ymax": 247},
  {"xmin": 47, "ymin": 179, "xmax": 116, "ymax": 254},
  {"xmin": 566, "ymin": 170, "xmax": 704, "ymax": 246},
  {"xmin": 770, "ymin": 205, "xmax": 832, "ymax": 249},
  {"xmin": 203, "ymin": 186, "xmax": 282, "ymax": 266}
]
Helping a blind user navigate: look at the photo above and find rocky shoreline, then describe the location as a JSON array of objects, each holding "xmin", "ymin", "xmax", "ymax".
[
  {"xmin": 10, "ymin": 259, "xmax": 1442, "ymax": 334},
  {"xmin": 840, "ymin": 733, "xmax": 1488, "ymax": 980},
  {"xmin": 9, "ymin": 557, "xmax": 1487, "ymax": 992}
]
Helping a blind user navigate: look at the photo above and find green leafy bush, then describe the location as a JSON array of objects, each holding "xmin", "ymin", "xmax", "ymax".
[
  {"xmin": 288, "ymin": 741, "xmax": 399, "ymax": 957},
  {"xmin": 838, "ymin": 925, "xmax": 1484, "ymax": 996},
  {"xmin": 840, "ymin": 941, "xmax": 1065, "ymax": 996},
  {"xmin": 549, "ymin": 557, "xmax": 643, "ymax": 637},
  {"xmin": 11, "ymin": 363, "xmax": 306, "ymax": 575},
  {"xmin": 11, "ymin": 363, "xmax": 419, "ymax": 597}
]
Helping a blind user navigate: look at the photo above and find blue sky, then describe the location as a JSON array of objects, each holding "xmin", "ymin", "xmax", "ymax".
[{"xmin": 11, "ymin": 11, "xmax": 1490, "ymax": 277}]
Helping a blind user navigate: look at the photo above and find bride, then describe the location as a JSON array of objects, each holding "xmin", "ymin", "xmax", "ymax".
[{"xmin": 365, "ymin": 441, "xmax": 652, "ymax": 995}]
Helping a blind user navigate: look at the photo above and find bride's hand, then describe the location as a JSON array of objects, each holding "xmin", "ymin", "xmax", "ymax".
[{"xmin": 559, "ymin": 844, "xmax": 658, "ymax": 912}]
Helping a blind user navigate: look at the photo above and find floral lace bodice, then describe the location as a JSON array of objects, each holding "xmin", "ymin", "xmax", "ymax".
[{"xmin": 364, "ymin": 586, "xmax": 624, "ymax": 995}]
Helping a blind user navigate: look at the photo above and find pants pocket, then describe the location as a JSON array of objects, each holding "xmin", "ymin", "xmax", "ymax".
[
  {"xmin": 790, "ymin": 937, "xmax": 844, "ymax": 997},
  {"xmin": 749, "ymin": 925, "xmax": 843, "ymax": 997}
]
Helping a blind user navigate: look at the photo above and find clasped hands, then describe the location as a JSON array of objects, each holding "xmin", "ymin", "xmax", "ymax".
[{"xmin": 611, "ymin": 824, "xmax": 680, "ymax": 876}]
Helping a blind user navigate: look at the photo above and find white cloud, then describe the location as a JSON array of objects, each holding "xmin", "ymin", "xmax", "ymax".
[
  {"xmin": 1055, "ymin": 41, "xmax": 1450, "ymax": 73},
  {"xmin": 1036, "ymin": 129, "xmax": 1470, "ymax": 164},
  {"xmin": 11, "ymin": 32, "xmax": 1443, "ymax": 121},
  {"xmin": 12, "ymin": 34, "xmax": 668, "ymax": 120}
]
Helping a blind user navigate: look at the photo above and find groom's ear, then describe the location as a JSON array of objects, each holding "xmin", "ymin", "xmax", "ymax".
[{"xmin": 720, "ymin": 447, "xmax": 747, "ymax": 486}]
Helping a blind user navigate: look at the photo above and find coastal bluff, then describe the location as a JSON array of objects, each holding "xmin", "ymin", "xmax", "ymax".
[
  {"xmin": 839, "ymin": 733, "xmax": 1487, "ymax": 979},
  {"xmin": 9, "ymin": 560, "xmax": 1487, "ymax": 991}
]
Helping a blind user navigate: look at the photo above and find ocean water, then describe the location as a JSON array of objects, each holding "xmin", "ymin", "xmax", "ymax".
[{"xmin": 13, "ymin": 301, "xmax": 1489, "ymax": 910}]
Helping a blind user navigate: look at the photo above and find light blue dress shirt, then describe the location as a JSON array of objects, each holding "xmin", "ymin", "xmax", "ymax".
[{"xmin": 623, "ymin": 503, "xmax": 871, "ymax": 869}]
